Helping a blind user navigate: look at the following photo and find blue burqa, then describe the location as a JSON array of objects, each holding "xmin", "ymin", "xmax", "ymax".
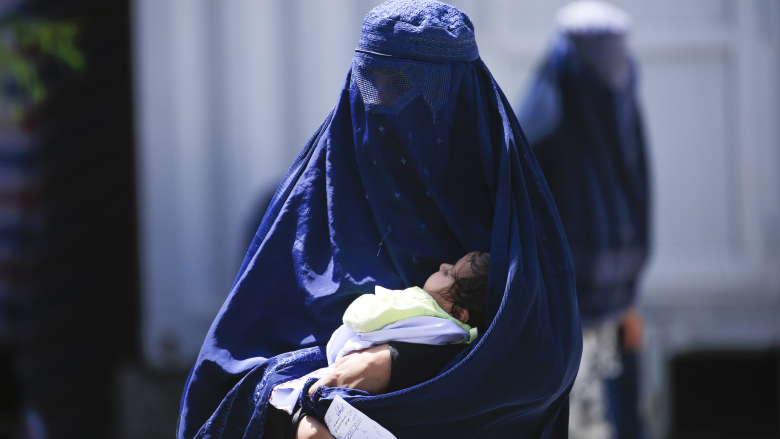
[
  {"xmin": 178, "ymin": 1, "xmax": 582, "ymax": 437},
  {"xmin": 517, "ymin": 34, "xmax": 650, "ymax": 328}
]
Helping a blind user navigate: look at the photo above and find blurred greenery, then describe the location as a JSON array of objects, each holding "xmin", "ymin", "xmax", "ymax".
[{"xmin": 0, "ymin": 18, "xmax": 84, "ymax": 117}]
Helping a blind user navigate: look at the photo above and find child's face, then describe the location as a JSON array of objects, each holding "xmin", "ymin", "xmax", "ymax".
[{"xmin": 423, "ymin": 252, "xmax": 476, "ymax": 318}]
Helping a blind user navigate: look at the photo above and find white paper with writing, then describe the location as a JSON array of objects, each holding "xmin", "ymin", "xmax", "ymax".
[{"xmin": 324, "ymin": 395, "xmax": 397, "ymax": 439}]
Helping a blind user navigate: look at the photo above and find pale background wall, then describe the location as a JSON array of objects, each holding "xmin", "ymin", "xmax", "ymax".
[{"xmin": 132, "ymin": 0, "xmax": 780, "ymax": 435}]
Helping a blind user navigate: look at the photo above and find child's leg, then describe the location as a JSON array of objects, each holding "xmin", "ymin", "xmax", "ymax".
[{"xmin": 296, "ymin": 415, "xmax": 334, "ymax": 439}]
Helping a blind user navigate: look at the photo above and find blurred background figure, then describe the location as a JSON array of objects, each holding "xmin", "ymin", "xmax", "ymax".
[
  {"xmin": 0, "ymin": 0, "xmax": 137, "ymax": 438},
  {"xmin": 517, "ymin": 2, "xmax": 648, "ymax": 438}
]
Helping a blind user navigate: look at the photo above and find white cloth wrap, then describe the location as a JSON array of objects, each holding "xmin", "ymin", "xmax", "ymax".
[{"xmin": 326, "ymin": 316, "xmax": 469, "ymax": 364}]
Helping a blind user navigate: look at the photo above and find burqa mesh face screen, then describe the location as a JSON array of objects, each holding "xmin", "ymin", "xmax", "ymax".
[{"xmin": 351, "ymin": 53, "xmax": 451, "ymax": 116}]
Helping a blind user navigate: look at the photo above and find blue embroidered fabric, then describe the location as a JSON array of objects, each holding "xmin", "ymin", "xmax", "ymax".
[
  {"xmin": 357, "ymin": 0, "xmax": 479, "ymax": 62},
  {"xmin": 177, "ymin": 1, "xmax": 581, "ymax": 438},
  {"xmin": 517, "ymin": 35, "xmax": 650, "ymax": 328}
]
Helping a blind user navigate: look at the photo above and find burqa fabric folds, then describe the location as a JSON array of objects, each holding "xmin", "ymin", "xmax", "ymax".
[
  {"xmin": 518, "ymin": 33, "xmax": 649, "ymax": 328},
  {"xmin": 178, "ymin": 1, "xmax": 582, "ymax": 438}
]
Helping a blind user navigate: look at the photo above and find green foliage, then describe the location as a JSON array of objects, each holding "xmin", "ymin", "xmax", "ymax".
[{"xmin": 0, "ymin": 18, "xmax": 84, "ymax": 109}]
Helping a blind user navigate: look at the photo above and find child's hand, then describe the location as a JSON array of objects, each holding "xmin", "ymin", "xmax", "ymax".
[{"xmin": 308, "ymin": 344, "xmax": 391, "ymax": 395}]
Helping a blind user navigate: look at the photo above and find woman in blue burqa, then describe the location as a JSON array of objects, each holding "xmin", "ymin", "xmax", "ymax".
[
  {"xmin": 517, "ymin": 3, "xmax": 650, "ymax": 438},
  {"xmin": 177, "ymin": 1, "xmax": 581, "ymax": 438}
]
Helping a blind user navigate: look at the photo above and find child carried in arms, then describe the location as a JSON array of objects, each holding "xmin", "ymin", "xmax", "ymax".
[{"xmin": 265, "ymin": 250, "xmax": 490, "ymax": 439}]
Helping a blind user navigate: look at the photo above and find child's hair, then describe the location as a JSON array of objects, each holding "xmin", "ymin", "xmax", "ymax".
[{"xmin": 446, "ymin": 250, "xmax": 490, "ymax": 332}]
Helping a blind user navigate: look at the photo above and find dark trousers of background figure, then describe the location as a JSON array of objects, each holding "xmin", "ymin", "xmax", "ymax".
[{"xmin": 606, "ymin": 327, "xmax": 645, "ymax": 439}]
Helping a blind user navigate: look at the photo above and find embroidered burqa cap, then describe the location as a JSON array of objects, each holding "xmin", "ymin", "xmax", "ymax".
[
  {"xmin": 517, "ymin": 2, "xmax": 649, "ymax": 328},
  {"xmin": 178, "ymin": 1, "xmax": 581, "ymax": 437}
]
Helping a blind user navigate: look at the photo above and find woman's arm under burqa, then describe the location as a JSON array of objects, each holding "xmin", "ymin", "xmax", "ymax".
[{"xmin": 298, "ymin": 343, "xmax": 466, "ymax": 438}]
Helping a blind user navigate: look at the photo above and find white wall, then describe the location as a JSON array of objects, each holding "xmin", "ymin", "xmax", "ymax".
[{"xmin": 132, "ymin": 2, "xmax": 780, "ymax": 433}]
